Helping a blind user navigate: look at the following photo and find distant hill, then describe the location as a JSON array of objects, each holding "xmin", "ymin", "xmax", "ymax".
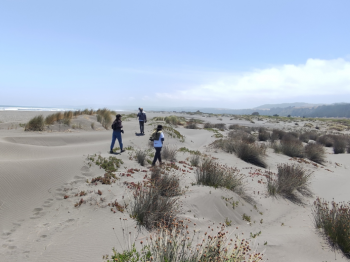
[{"xmin": 254, "ymin": 102, "xmax": 323, "ymax": 110}]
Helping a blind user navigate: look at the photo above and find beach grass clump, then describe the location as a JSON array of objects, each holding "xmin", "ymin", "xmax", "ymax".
[
  {"xmin": 305, "ymin": 143, "xmax": 325, "ymax": 164},
  {"xmin": 299, "ymin": 131, "xmax": 319, "ymax": 143},
  {"xmin": 164, "ymin": 115, "xmax": 186, "ymax": 126},
  {"xmin": 204, "ymin": 122, "xmax": 214, "ymax": 128},
  {"xmin": 178, "ymin": 147, "xmax": 201, "ymax": 155},
  {"xmin": 258, "ymin": 128, "xmax": 270, "ymax": 141},
  {"xmin": 317, "ymin": 135, "xmax": 334, "ymax": 147},
  {"xmin": 333, "ymin": 136, "xmax": 347, "ymax": 154},
  {"xmin": 161, "ymin": 125, "xmax": 185, "ymax": 142},
  {"xmin": 185, "ymin": 121, "xmax": 198, "ymax": 129},
  {"xmin": 25, "ymin": 115, "xmax": 44, "ymax": 131},
  {"xmin": 280, "ymin": 139, "xmax": 304, "ymax": 158},
  {"xmin": 313, "ymin": 198, "xmax": 350, "ymax": 257},
  {"xmin": 234, "ymin": 140, "xmax": 267, "ymax": 168},
  {"xmin": 214, "ymin": 123, "xmax": 226, "ymax": 131},
  {"xmin": 135, "ymin": 150, "xmax": 148, "ymax": 166},
  {"xmin": 106, "ymin": 222, "xmax": 263, "ymax": 262},
  {"xmin": 267, "ymin": 164, "xmax": 312, "ymax": 198},
  {"xmin": 271, "ymin": 129, "xmax": 287, "ymax": 142},
  {"xmin": 161, "ymin": 145, "xmax": 178, "ymax": 161},
  {"xmin": 196, "ymin": 158, "xmax": 244, "ymax": 192},
  {"xmin": 131, "ymin": 185, "xmax": 178, "ymax": 229},
  {"xmin": 228, "ymin": 124, "xmax": 242, "ymax": 130},
  {"xmin": 151, "ymin": 169, "xmax": 181, "ymax": 197},
  {"xmin": 96, "ymin": 108, "xmax": 113, "ymax": 129}
]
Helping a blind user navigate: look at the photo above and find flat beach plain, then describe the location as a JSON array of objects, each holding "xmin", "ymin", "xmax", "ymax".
[{"xmin": 0, "ymin": 111, "xmax": 350, "ymax": 262}]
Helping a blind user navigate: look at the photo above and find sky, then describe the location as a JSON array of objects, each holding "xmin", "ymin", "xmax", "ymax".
[{"xmin": 1, "ymin": 0, "xmax": 350, "ymax": 109}]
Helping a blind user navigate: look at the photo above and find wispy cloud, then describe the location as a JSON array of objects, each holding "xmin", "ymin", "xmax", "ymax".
[{"xmin": 155, "ymin": 58, "xmax": 350, "ymax": 107}]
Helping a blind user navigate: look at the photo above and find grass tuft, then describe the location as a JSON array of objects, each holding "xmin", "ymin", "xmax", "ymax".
[
  {"xmin": 305, "ymin": 143, "xmax": 325, "ymax": 164},
  {"xmin": 25, "ymin": 115, "xmax": 44, "ymax": 131}
]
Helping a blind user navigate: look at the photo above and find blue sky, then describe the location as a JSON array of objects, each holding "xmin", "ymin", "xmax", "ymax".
[{"xmin": 1, "ymin": 0, "xmax": 350, "ymax": 109}]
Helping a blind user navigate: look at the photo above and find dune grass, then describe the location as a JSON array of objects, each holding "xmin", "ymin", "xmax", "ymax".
[
  {"xmin": 304, "ymin": 143, "xmax": 325, "ymax": 164},
  {"xmin": 280, "ymin": 139, "xmax": 304, "ymax": 158},
  {"xmin": 96, "ymin": 108, "xmax": 113, "ymax": 129},
  {"xmin": 161, "ymin": 145, "xmax": 178, "ymax": 161},
  {"xmin": 234, "ymin": 140, "xmax": 267, "ymax": 168},
  {"xmin": 267, "ymin": 164, "xmax": 312, "ymax": 199},
  {"xmin": 135, "ymin": 150, "xmax": 148, "ymax": 166},
  {"xmin": 333, "ymin": 136, "xmax": 347, "ymax": 154},
  {"xmin": 313, "ymin": 198, "xmax": 350, "ymax": 257},
  {"xmin": 25, "ymin": 115, "xmax": 45, "ymax": 131},
  {"xmin": 258, "ymin": 128, "xmax": 270, "ymax": 141},
  {"xmin": 196, "ymin": 158, "xmax": 244, "ymax": 192}
]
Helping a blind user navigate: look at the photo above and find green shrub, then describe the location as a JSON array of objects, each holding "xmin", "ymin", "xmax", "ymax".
[
  {"xmin": 234, "ymin": 141, "xmax": 267, "ymax": 168},
  {"xmin": 25, "ymin": 115, "xmax": 44, "ymax": 131}
]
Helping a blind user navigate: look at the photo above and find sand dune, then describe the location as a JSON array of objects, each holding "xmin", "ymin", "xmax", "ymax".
[{"xmin": 1, "ymin": 111, "xmax": 350, "ymax": 261}]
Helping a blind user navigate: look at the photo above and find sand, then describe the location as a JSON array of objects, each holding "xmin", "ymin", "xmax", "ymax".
[{"xmin": 0, "ymin": 110, "xmax": 349, "ymax": 262}]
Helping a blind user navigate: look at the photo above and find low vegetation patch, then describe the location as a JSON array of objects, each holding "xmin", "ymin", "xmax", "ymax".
[
  {"xmin": 305, "ymin": 143, "xmax": 325, "ymax": 164},
  {"xmin": 313, "ymin": 198, "xmax": 350, "ymax": 257},
  {"xmin": 135, "ymin": 150, "xmax": 148, "ymax": 166},
  {"xmin": 105, "ymin": 223, "xmax": 263, "ymax": 262},
  {"xmin": 161, "ymin": 145, "xmax": 178, "ymax": 161},
  {"xmin": 234, "ymin": 140, "xmax": 267, "ymax": 168},
  {"xmin": 25, "ymin": 115, "xmax": 44, "ymax": 131},
  {"xmin": 96, "ymin": 108, "xmax": 114, "ymax": 129},
  {"xmin": 178, "ymin": 147, "xmax": 201, "ymax": 155},
  {"xmin": 267, "ymin": 164, "xmax": 312, "ymax": 200},
  {"xmin": 196, "ymin": 158, "xmax": 244, "ymax": 192}
]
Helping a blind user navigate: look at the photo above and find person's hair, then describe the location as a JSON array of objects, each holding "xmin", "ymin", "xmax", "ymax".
[
  {"xmin": 139, "ymin": 107, "xmax": 143, "ymax": 111},
  {"xmin": 157, "ymin": 125, "xmax": 163, "ymax": 130},
  {"xmin": 116, "ymin": 114, "xmax": 121, "ymax": 119}
]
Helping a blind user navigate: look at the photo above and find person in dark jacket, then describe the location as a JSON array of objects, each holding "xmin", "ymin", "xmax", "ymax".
[
  {"xmin": 110, "ymin": 114, "xmax": 125, "ymax": 153},
  {"xmin": 137, "ymin": 108, "xmax": 147, "ymax": 134},
  {"xmin": 151, "ymin": 125, "xmax": 164, "ymax": 166}
]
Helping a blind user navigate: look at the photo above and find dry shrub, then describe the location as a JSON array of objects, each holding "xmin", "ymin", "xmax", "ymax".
[
  {"xmin": 25, "ymin": 115, "xmax": 44, "ymax": 131},
  {"xmin": 131, "ymin": 186, "xmax": 177, "ymax": 229},
  {"xmin": 185, "ymin": 121, "xmax": 198, "ymax": 129},
  {"xmin": 317, "ymin": 135, "xmax": 334, "ymax": 147},
  {"xmin": 267, "ymin": 164, "xmax": 312, "ymax": 198},
  {"xmin": 135, "ymin": 150, "xmax": 147, "ymax": 166},
  {"xmin": 228, "ymin": 131, "xmax": 255, "ymax": 143},
  {"xmin": 196, "ymin": 158, "xmax": 244, "ymax": 192},
  {"xmin": 313, "ymin": 198, "xmax": 350, "ymax": 257},
  {"xmin": 228, "ymin": 124, "xmax": 242, "ymax": 130},
  {"xmin": 204, "ymin": 122, "xmax": 214, "ymax": 128},
  {"xmin": 151, "ymin": 169, "xmax": 181, "ymax": 197},
  {"xmin": 299, "ymin": 131, "xmax": 319, "ymax": 143},
  {"xmin": 258, "ymin": 129, "xmax": 270, "ymax": 141},
  {"xmin": 165, "ymin": 115, "xmax": 186, "ymax": 126},
  {"xmin": 333, "ymin": 136, "xmax": 347, "ymax": 154},
  {"xmin": 271, "ymin": 129, "xmax": 287, "ymax": 142},
  {"xmin": 234, "ymin": 140, "xmax": 267, "ymax": 168},
  {"xmin": 280, "ymin": 139, "xmax": 304, "ymax": 158},
  {"xmin": 214, "ymin": 123, "xmax": 226, "ymax": 131},
  {"xmin": 305, "ymin": 143, "xmax": 325, "ymax": 164},
  {"xmin": 161, "ymin": 145, "xmax": 178, "ymax": 161}
]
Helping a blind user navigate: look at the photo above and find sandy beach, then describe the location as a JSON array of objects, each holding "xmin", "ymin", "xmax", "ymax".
[{"xmin": 1, "ymin": 110, "xmax": 350, "ymax": 262}]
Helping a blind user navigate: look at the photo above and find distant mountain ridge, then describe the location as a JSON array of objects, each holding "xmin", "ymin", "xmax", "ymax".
[{"xmin": 254, "ymin": 102, "xmax": 324, "ymax": 110}]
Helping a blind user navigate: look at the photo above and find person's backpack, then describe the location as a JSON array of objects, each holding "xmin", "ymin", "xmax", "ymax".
[{"xmin": 111, "ymin": 120, "xmax": 117, "ymax": 130}]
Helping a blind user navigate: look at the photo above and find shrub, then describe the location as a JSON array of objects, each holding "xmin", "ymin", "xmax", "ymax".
[
  {"xmin": 151, "ymin": 170, "xmax": 181, "ymax": 197},
  {"xmin": 228, "ymin": 124, "xmax": 242, "ymax": 130},
  {"xmin": 164, "ymin": 115, "xmax": 186, "ymax": 126},
  {"xmin": 196, "ymin": 158, "xmax": 244, "ymax": 192},
  {"xmin": 258, "ymin": 129, "xmax": 270, "ymax": 141},
  {"xmin": 271, "ymin": 129, "xmax": 286, "ymax": 142},
  {"xmin": 305, "ymin": 143, "xmax": 325, "ymax": 164},
  {"xmin": 189, "ymin": 155, "xmax": 200, "ymax": 166},
  {"xmin": 234, "ymin": 141, "xmax": 267, "ymax": 168},
  {"xmin": 185, "ymin": 121, "xmax": 197, "ymax": 129},
  {"xmin": 25, "ymin": 115, "xmax": 44, "ymax": 131},
  {"xmin": 317, "ymin": 135, "xmax": 334, "ymax": 147},
  {"xmin": 96, "ymin": 108, "xmax": 113, "ymax": 129},
  {"xmin": 313, "ymin": 198, "xmax": 350, "ymax": 256},
  {"xmin": 299, "ymin": 131, "xmax": 319, "ymax": 143},
  {"xmin": 333, "ymin": 136, "xmax": 347, "ymax": 154},
  {"xmin": 131, "ymin": 186, "xmax": 177, "ymax": 229},
  {"xmin": 214, "ymin": 123, "xmax": 226, "ymax": 131},
  {"xmin": 203, "ymin": 122, "xmax": 214, "ymax": 128},
  {"xmin": 161, "ymin": 145, "xmax": 178, "ymax": 161},
  {"xmin": 280, "ymin": 139, "xmax": 304, "ymax": 158},
  {"xmin": 267, "ymin": 164, "xmax": 312, "ymax": 197},
  {"xmin": 135, "ymin": 150, "xmax": 147, "ymax": 166}
]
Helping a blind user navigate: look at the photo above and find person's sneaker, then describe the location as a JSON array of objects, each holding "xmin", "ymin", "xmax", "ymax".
[
  {"xmin": 121, "ymin": 149, "xmax": 125, "ymax": 153},
  {"xmin": 109, "ymin": 150, "xmax": 114, "ymax": 154}
]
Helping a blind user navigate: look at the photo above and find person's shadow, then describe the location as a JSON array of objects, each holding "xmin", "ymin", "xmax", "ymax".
[
  {"xmin": 109, "ymin": 151, "xmax": 120, "ymax": 155},
  {"xmin": 135, "ymin": 132, "xmax": 145, "ymax": 136}
]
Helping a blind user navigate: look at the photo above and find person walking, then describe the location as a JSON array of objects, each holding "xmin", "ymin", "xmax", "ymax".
[
  {"xmin": 137, "ymin": 108, "xmax": 147, "ymax": 135},
  {"xmin": 110, "ymin": 114, "xmax": 125, "ymax": 153},
  {"xmin": 151, "ymin": 125, "xmax": 164, "ymax": 166}
]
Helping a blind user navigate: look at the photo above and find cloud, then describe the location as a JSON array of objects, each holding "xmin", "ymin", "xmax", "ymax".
[{"xmin": 155, "ymin": 58, "xmax": 350, "ymax": 107}]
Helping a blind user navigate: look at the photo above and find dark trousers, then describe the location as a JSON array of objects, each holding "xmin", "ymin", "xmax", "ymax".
[
  {"xmin": 139, "ymin": 121, "xmax": 144, "ymax": 134},
  {"xmin": 152, "ymin": 147, "xmax": 162, "ymax": 165},
  {"xmin": 110, "ymin": 131, "xmax": 123, "ymax": 151}
]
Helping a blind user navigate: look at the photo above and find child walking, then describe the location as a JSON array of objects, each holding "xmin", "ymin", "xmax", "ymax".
[{"xmin": 151, "ymin": 125, "xmax": 164, "ymax": 166}]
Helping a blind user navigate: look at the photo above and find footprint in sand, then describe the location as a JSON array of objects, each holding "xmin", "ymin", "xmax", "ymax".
[{"xmin": 30, "ymin": 207, "xmax": 45, "ymax": 219}]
